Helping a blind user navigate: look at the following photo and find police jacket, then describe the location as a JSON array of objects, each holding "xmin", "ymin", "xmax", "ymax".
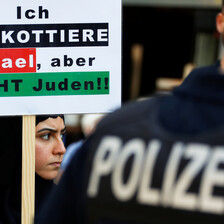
[{"xmin": 37, "ymin": 63, "xmax": 224, "ymax": 224}]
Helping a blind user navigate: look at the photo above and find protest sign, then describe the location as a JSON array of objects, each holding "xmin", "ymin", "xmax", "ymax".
[{"xmin": 0, "ymin": 0, "xmax": 121, "ymax": 115}]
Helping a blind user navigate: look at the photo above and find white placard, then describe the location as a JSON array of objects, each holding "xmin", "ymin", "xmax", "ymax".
[{"xmin": 0, "ymin": 0, "xmax": 122, "ymax": 115}]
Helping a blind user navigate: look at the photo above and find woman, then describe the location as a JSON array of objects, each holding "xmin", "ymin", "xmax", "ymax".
[
  {"xmin": 35, "ymin": 115, "xmax": 66, "ymax": 218},
  {"xmin": 1, "ymin": 115, "xmax": 66, "ymax": 224}
]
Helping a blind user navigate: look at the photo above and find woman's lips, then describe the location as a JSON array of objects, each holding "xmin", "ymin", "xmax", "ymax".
[{"xmin": 49, "ymin": 162, "xmax": 61, "ymax": 168}]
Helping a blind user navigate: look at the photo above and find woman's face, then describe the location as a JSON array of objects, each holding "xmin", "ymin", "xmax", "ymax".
[{"xmin": 35, "ymin": 116, "xmax": 66, "ymax": 180}]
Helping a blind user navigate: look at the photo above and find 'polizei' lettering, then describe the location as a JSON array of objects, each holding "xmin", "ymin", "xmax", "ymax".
[{"xmin": 87, "ymin": 136, "xmax": 224, "ymax": 215}]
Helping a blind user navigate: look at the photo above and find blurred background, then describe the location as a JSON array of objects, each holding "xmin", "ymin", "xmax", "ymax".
[
  {"xmin": 65, "ymin": 0, "xmax": 223, "ymax": 145},
  {"xmin": 1, "ymin": 0, "xmax": 222, "ymax": 214}
]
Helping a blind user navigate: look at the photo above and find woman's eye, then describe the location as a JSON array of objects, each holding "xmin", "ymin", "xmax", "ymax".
[
  {"xmin": 60, "ymin": 134, "xmax": 64, "ymax": 139},
  {"xmin": 41, "ymin": 134, "xmax": 50, "ymax": 140}
]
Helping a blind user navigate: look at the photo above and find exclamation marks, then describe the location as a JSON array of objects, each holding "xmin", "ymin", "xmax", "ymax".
[
  {"xmin": 97, "ymin": 78, "xmax": 101, "ymax": 90},
  {"xmin": 104, "ymin": 77, "xmax": 109, "ymax": 90},
  {"xmin": 97, "ymin": 77, "xmax": 109, "ymax": 90}
]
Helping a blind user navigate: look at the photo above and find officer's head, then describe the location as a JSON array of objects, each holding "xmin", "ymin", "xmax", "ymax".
[{"xmin": 216, "ymin": 1, "xmax": 224, "ymax": 71}]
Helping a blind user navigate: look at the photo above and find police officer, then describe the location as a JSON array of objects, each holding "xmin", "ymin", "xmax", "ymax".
[{"xmin": 37, "ymin": 3, "xmax": 224, "ymax": 224}]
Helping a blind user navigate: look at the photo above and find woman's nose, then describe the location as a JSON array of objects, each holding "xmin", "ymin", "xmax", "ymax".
[{"xmin": 53, "ymin": 136, "xmax": 66, "ymax": 155}]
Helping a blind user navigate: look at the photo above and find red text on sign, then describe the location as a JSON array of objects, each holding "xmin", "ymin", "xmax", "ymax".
[{"xmin": 0, "ymin": 48, "xmax": 36, "ymax": 73}]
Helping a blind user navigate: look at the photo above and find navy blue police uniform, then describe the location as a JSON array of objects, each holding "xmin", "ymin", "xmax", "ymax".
[{"xmin": 37, "ymin": 62, "xmax": 224, "ymax": 224}]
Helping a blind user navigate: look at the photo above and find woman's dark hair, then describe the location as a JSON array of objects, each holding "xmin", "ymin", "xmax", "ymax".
[{"xmin": 36, "ymin": 114, "xmax": 64, "ymax": 125}]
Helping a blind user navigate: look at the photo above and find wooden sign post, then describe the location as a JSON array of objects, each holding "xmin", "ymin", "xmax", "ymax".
[{"xmin": 22, "ymin": 115, "xmax": 36, "ymax": 224}]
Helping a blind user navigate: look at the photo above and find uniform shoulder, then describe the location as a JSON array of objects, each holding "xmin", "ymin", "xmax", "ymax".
[
  {"xmin": 96, "ymin": 97, "xmax": 160, "ymax": 131},
  {"xmin": 189, "ymin": 62, "xmax": 220, "ymax": 76}
]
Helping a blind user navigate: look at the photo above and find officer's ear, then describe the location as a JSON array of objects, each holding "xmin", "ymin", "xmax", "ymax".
[{"xmin": 216, "ymin": 13, "xmax": 224, "ymax": 33}]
